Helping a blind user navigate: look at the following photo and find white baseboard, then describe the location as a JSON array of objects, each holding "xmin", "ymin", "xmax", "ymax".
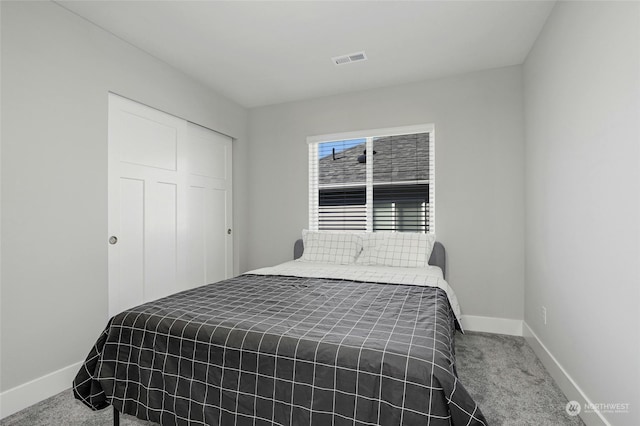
[
  {"xmin": 0, "ymin": 360, "xmax": 83, "ymax": 420},
  {"xmin": 460, "ymin": 314, "xmax": 523, "ymax": 336},
  {"xmin": 523, "ymin": 322, "xmax": 610, "ymax": 426}
]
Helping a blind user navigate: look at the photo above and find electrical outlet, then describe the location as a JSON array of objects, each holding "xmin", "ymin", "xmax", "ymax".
[{"xmin": 541, "ymin": 306, "xmax": 547, "ymax": 325}]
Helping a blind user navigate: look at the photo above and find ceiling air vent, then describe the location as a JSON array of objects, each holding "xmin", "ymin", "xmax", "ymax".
[{"xmin": 332, "ymin": 51, "xmax": 368, "ymax": 66}]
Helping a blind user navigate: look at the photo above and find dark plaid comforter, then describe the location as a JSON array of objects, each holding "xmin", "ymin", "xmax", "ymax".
[{"xmin": 73, "ymin": 274, "xmax": 486, "ymax": 425}]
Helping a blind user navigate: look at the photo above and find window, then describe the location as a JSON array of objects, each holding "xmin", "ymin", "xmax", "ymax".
[{"xmin": 308, "ymin": 125, "xmax": 434, "ymax": 233}]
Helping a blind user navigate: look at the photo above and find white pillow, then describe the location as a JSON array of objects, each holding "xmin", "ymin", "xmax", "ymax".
[
  {"xmin": 355, "ymin": 232, "xmax": 435, "ymax": 268},
  {"xmin": 299, "ymin": 230, "xmax": 363, "ymax": 264}
]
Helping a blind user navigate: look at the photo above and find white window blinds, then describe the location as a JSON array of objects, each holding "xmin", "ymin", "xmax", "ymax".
[{"xmin": 308, "ymin": 126, "xmax": 435, "ymax": 233}]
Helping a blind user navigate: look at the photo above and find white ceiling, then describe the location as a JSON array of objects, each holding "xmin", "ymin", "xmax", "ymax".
[{"xmin": 57, "ymin": 1, "xmax": 556, "ymax": 108}]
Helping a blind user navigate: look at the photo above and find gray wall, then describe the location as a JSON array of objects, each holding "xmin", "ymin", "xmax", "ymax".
[
  {"xmin": 0, "ymin": 1, "xmax": 249, "ymax": 392},
  {"xmin": 248, "ymin": 66, "xmax": 525, "ymax": 321},
  {"xmin": 524, "ymin": 2, "xmax": 640, "ymax": 425}
]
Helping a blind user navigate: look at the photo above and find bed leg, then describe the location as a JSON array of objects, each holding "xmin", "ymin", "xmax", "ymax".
[{"xmin": 113, "ymin": 406, "xmax": 120, "ymax": 426}]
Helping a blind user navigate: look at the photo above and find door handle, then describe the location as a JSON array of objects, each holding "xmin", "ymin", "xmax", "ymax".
[{"xmin": 109, "ymin": 236, "xmax": 118, "ymax": 245}]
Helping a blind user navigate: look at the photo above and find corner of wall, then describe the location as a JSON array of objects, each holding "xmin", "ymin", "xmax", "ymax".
[{"xmin": 523, "ymin": 323, "xmax": 610, "ymax": 426}]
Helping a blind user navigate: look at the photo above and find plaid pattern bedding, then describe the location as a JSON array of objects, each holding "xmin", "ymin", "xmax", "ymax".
[{"xmin": 73, "ymin": 274, "xmax": 486, "ymax": 426}]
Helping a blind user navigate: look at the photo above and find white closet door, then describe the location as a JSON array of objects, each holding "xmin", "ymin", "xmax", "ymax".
[
  {"xmin": 183, "ymin": 123, "xmax": 233, "ymax": 289},
  {"xmin": 108, "ymin": 94, "xmax": 232, "ymax": 317}
]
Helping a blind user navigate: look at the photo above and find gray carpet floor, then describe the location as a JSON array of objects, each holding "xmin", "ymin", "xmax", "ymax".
[
  {"xmin": 0, "ymin": 332, "xmax": 584, "ymax": 426},
  {"xmin": 454, "ymin": 332, "xmax": 584, "ymax": 425}
]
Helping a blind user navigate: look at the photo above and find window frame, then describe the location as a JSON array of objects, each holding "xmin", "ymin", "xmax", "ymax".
[{"xmin": 307, "ymin": 124, "xmax": 435, "ymax": 233}]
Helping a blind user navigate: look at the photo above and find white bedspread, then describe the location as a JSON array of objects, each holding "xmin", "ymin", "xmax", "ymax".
[{"xmin": 246, "ymin": 260, "xmax": 462, "ymax": 326}]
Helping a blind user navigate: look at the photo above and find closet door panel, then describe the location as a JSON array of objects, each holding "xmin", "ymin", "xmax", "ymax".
[
  {"xmin": 113, "ymin": 177, "xmax": 145, "ymax": 314},
  {"xmin": 118, "ymin": 112, "xmax": 178, "ymax": 171},
  {"xmin": 185, "ymin": 185, "xmax": 206, "ymax": 288},
  {"xmin": 185, "ymin": 123, "xmax": 233, "ymax": 289},
  {"xmin": 109, "ymin": 94, "xmax": 233, "ymax": 317},
  {"xmin": 145, "ymin": 182, "xmax": 178, "ymax": 301},
  {"xmin": 205, "ymin": 188, "xmax": 228, "ymax": 284}
]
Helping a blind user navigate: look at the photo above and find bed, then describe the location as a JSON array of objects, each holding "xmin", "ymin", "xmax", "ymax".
[{"xmin": 73, "ymin": 231, "xmax": 486, "ymax": 425}]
